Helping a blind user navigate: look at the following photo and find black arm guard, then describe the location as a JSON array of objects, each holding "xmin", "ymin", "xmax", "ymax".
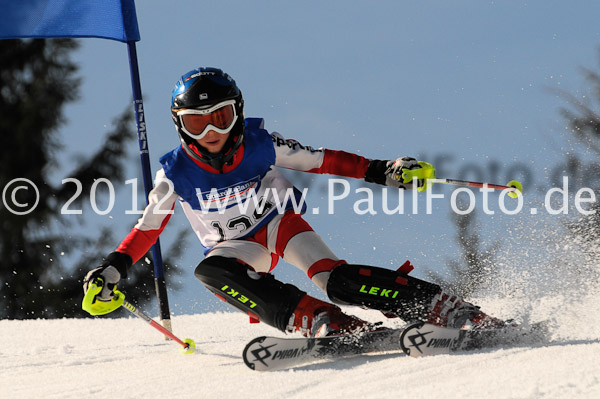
[
  {"xmin": 102, "ymin": 251, "xmax": 133, "ymax": 279},
  {"xmin": 364, "ymin": 159, "xmax": 389, "ymax": 185}
]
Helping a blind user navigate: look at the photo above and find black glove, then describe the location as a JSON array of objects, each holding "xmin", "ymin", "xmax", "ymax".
[
  {"xmin": 83, "ymin": 252, "xmax": 132, "ymax": 301},
  {"xmin": 365, "ymin": 157, "xmax": 422, "ymax": 189}
]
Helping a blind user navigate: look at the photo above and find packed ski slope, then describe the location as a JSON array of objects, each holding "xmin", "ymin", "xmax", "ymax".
[{"xmin": 1, "ymin": 287, "xmax": 599, "ymax": 399}]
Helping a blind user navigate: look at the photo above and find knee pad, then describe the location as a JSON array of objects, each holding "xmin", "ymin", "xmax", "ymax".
[{"xmin": 195, "ymin": 256, "xmax": 306, "ymax": 331}]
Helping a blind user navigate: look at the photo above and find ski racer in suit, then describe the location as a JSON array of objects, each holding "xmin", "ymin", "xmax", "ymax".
[{"xmin": 83, "ymin": 67, "xmax": 508, "ymax": 336}]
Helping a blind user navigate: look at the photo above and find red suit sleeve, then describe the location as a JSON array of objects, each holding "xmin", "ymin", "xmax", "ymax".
[
  {"xmin": 271, "ymin": 132, "xmax": 370, "ymax": 179},
  {"xmin": 114, "ymin": 169, "xmax": 178, "ymax": 263},
  {"xmin": 305, "ymin": 149, "xmax": 370, "ymax": 178},
  {"xmin": 115, "ymin": 212, "xmax": 172, "ymax": 263}
]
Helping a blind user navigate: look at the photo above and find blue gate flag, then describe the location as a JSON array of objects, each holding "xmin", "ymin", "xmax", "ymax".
[{"xmin": 0, "ymin": 0, "xmax": 140, "ymax": 42}]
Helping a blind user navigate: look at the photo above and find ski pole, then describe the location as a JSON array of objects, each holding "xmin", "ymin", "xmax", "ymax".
[
  {"xmin": 399, "ymin": 163, "xmax": 522, "ymax": 197},
  {"xmin": 433, "ymin": 178, "xmax": 523, "ymax": 198},
  {"xmin": 118, "ymin": 293, "xmax": 196, "ymax": 354}
]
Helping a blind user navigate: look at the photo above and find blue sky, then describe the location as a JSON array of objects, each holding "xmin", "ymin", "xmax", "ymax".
[{"xmin": 55, "ymin": 1, "xmax": 600, "ymax": 314}]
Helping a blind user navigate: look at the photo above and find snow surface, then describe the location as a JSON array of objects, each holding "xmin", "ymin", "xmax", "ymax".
[{"xmin": 2, "ymin": 289, "xmax": 599, "ymax": 399}]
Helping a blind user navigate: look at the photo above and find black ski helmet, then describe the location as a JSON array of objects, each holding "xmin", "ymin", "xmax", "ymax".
[{"xmin": 171, "ymin": 67, "xmax": 244, "ymax": 171}]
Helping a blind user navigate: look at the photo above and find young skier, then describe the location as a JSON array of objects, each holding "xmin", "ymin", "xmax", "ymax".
[{"xmin": 83, "ymin": 67, "xmax": 507, "ymax": 337}]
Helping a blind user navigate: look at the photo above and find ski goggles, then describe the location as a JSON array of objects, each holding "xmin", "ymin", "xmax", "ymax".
[{"xmin": 177, "ymin": 99, "xmax": 238, "ymax": 140}]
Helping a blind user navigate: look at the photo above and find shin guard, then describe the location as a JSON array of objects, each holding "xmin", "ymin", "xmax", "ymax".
[
  {"xmin": 326, "ymin": 264, "xmax": 441, "ymax": 322},
  {"xmin": 194, "ymin": 256, "xmax": 306, "ymax": 332}
]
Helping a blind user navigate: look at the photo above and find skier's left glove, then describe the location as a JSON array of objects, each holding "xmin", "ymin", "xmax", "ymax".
[
  {"xmin": 82, "ymin": 252, "xmax": 132, "ymax": 316},
  {"xmin": 365, "ymin": 157, "xmax": 436, "ymax": 191}
]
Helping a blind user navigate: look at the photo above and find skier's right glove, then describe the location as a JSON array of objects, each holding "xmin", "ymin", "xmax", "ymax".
[{"xmin": 82, "ymin": 252, "xmax": 132, "ymax": 316}]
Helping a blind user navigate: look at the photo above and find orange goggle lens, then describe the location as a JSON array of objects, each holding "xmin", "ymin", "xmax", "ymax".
[{"xmin": 180, "ymin": 104, "xmax": 235, "ymax": 135}]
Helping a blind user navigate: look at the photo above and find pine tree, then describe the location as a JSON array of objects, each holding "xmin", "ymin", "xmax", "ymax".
[
  {"xmin": 558, "ymin": 50, "xmax": 600, "ymax": 277},
  {"xmin": 0, "ymin": 39, "xmax": 183, "ymax": 319}
]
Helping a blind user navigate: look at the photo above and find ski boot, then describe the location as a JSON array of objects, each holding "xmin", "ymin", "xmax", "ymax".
[
  {"xmin": 286, "ymin": 295, "xmax": 373, "ymax": 337},
  {"xmin": 427, "ymin": 290, "xmax": 511, "ymax": 330}
]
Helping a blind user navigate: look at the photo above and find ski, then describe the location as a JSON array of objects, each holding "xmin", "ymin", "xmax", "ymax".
[
  {"xmin": 399, "ymin": 320, "xmax": 549, "ymax": 358},
  {"xmin": 243, "ymin": 320, "xmax": 549, "ymax": 371},
  {"xmin": 243, "ymin": 328, "xmax": 404, "ymax": 371}
]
